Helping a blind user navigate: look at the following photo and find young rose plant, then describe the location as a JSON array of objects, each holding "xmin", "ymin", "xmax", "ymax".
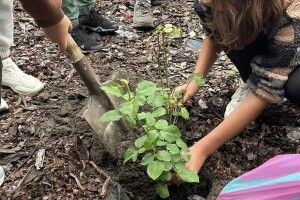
[{"xmin": 100, "ymin": 24, "xmax": 205, "ymax": 198}]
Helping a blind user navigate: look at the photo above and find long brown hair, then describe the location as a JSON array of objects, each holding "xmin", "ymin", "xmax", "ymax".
[{"xmin": 207, "ymin": 0, "xmax": 285, "ymax": 49}]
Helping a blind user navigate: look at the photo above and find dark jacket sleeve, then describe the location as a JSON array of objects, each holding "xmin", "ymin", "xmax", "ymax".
[{"xmin": 19, "ymin": 0, "xmax": 64, "ymax": 27}]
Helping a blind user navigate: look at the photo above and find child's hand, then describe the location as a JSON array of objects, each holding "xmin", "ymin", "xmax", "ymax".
[
  {"xmin": 171, "ymin": 144, "xmax": 207, "ymax": 185},
  {"xmin": 42, "ymin": 15, "xmax": 72, "ymax": 52},
  {"xmin": 175, "ymin": 81, "xmax": 201, "ymax": 103},
  {"xmin": 186, "ymin": 144, "xmax": 208, "ymax": 173}
]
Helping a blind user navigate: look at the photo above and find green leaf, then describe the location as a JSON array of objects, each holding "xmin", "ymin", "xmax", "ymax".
[
  {"xmin": 136, "ymin": 94, "xmax": 147, "ymax": 105},
  {"xmin": 155, "ymin": 120, "xmax": 169, "ymax": 130},
  {"xmin": 124, "ymin": 116, "xmax": 136, "ymax": 128},
  {"xmin": 172, "ymin": 154, "xmax": 182, "ymax": 163},
  {"xmin": 135, "ymin": 135, "xmax": 147, "ymax": 148},
  {"xmin": 146, "ymin": 116, "xmax": 156, "ymax": 127},
  {"xmin": 176, "ymin": 139, "xmax": 188, "ymax": 150},
  {"xmin": 156, "ymin": 184, "xmax": 169, "ymax": 199},
  {"xmin": 136, "ymin": 80, "xmax": 157, "ymax": 96},
  {"xmin": 154, "ymin": 25, "xmax": 163, "ymax": 34},
  {"xmin": 132, "ymin": 151, "xmax": 139, "ymax": 162},
  {"xmin": 124, "ymin": 147, "xmax": 137, "ymax": 163},
  {"xmin": 147, "ymin": 92, "xmax": 164, "ymax": 108},
  {"xmin": 165, "ymin": 125, "xmax": 181, "ymax": 135},
  {"xmin": 119, "ymin": 100, "xmax": 139, "ymax": 117},
  {"xmin": 99, "ymin": 110, "xmax": 122, "ymax": 122},
  {"xmin": 180, "ymin": 107, "xmax": 190, "ymax": 120},
  {"xmin": 123, "ymin": 92, "xmax": 135, "ymax": 100},
  {"xmin": 144, "ymin": 130, "xmax": 159, "ymax": 150},
  {"xmin": 187, "ymin": 73, "xmax": 205, "ymax": 87},
  {"xmin": 156, "ymin": 151, "xmax": 171, "ymax": 162},
  {"xmin": 163, "ymin": 24, "xmax": 174, "ymax": 33},
  {"xmin": 173, "ymin": 90, "xmax": 183, "ymax": 100},
  {"xmin": 157, "ymin": 141, "xmax": 167, "ymax": 146},
  {"xmin": 152, "ymin": 107, "xmax": 166, "ymax": 118},
  {"xmin": 141, "ymin": 153, "xmax": 155, "ymax": 166},
  {"xmin": 161, "ymin": 131, "xmax": 181, "ymax": 143},
  {"xmin": 120, "ymin": 79, "xmax": 129, "ymax": 85},
  {"xmin": 169, "ymin": 27, "xmax": 182, "ymax": 38},
  {"xmin": 175, "ymin": 164, "xmax": 199, "ymax": 183},
  {"xmin": 160, "ymin": 125, "xmax": 181, "ymax": 142},
  {"xmin": 166, "ymin": 144, "xmax": 180, "ymax": 155},
  {"xmin": 147, "ymin": 130, "xmax": 159, "ymax": 143},
  {"xmin": 165, "ymin": 24, "xmax": 173, "ymax": 28},
  {"xmin": 182, "ymin": 152, "xmax": 190, "ymax": 162},
  {"xmin": 163, "ymin": 162, "xmax": 173, "ymax": 172},
  {"xmin": 137, "ymin": 112, "xmax": 151, "ymax": 120},
  {"xmin": 101, "ymin": 82, "xmax": 124, "ymax": 97},
  {"xmin": 159, "ymin": 172, "xmax": 172, "ymax": 182},
  {"xmin": 138, "ymin": 148, "xmax": 146, "ymax": 154},
  {"xmin": 147, "ymin": 161, "xmax": 165, "ymax": 180}
]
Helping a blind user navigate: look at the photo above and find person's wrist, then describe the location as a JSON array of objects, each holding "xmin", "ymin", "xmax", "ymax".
[
  {"xmin": 192, "ymin": 70, "xmax": 203, "ymax": 75},
  {"xmin": 192, "ymin": 140, "xmax": 210, "ymax": 159}
]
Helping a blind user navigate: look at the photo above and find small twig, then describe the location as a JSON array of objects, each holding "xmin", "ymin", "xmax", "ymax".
[
  {"xmin": 100, "ymin": 176, "xmax": 111, "ymax": 198},
  {"xmin": 66, "ymin": 68, "xmax": 75, "ymax": 83},
  {"xmin": 89, "ymin": 161, "xmax": 111, "ymax": 198},
  {"xmin": 70, "ymin": 172, "xmax": 85, "ymax": 191},
  {"xmin": 5, "ymin": 146, "xmax": 38, "ymax": 183},
  {"xmin": 89, "ymin": 161, "xmax": 109, "ymax": 178},
  {"xmin": 16, "ymin": 146, "xmax": 38, "ymax": 171},
  {"xmin": 12, "ymin": 165, "xmax": 38, "ymax": 193}
]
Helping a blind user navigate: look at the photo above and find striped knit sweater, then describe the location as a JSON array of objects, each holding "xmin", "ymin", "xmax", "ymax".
[{"xmin": 194, "ymin": 0, "xmax": 300, "ymax": 104}]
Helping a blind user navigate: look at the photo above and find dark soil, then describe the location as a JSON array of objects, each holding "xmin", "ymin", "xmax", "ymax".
[{"xmin": 1, "ymin": 0, "xmax": 299, "ymax": 200}]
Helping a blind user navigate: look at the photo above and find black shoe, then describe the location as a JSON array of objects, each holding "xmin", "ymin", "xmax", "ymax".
[
  {"xmin": 71, "ymin": 26, "xmax": 101, "ymax": 53},
  {"xmin": 80, "ymin": 9, "xmax": 119, "ymax": 33}
]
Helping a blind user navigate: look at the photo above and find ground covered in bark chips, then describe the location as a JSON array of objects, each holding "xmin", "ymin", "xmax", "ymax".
[{"xmin": 0, "ymin": 0, "xmax": 299, "ymax": 199}]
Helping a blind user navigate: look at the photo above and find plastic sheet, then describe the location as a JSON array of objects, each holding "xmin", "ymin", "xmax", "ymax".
[{"xmin": 218, "ymin": 154, "xmax": 300, "ymax": 200}]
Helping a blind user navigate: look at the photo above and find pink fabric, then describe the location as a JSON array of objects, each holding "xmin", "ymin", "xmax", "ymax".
[
  {"xmin": 242, "ymin": 155, "xmax": 300, "ymax": 179},
  {"xmin": 218, "ymin": 181, "xmax": 300, "ymax": 200},
  {"xmin": 218, "ymin": 154, "xmax": 300, "ymax": 200}
]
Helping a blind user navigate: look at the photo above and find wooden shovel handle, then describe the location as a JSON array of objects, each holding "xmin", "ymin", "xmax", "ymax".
[{"xmin": 66, "ymin": 34, "xmax": 84, "ymax": 63}]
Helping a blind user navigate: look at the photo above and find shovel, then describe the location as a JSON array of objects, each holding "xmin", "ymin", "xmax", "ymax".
[{"xmin": 66, "ymin": 34, "xmax": 126, "ymax": 158}]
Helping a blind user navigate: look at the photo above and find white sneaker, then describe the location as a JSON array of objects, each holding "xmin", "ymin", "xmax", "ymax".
[
  {"xmin": 224, "ymin": 80, "xmax": 251, "ymax": 118},
  {"xmin": 2, "ymin": 58, "xmax": 44, "ymax": 95},
  {"xmin": 0, "ymin": 165, "xmax": 4, "ymax": 186},
  {"xmin": 0, "ymin": 98, "xmax": 9, "ymax": 112}
]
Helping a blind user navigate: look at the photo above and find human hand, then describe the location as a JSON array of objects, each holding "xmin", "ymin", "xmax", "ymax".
[
  {"xmin": 185, "ymin": 144, "xmax": 208, "ymax": 173},
  {"xmin": 172, "ymin": 144, "xmax": 207, "ymax": 185},
  {"xmin": 175, "ymin": 81, "xmax": 201, "ymax": 103},
  {"xmin": 42, "ymin": 15, "xmax": 72, "ymax": 52}
]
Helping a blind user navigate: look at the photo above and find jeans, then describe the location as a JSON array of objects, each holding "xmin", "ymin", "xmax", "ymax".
[
  {"xmin": 0, "ymin": 0, "xmax": 13, "ymax": 59},
  {"xmin": 0, "ymin": 0, "xmax": 14, "ymax": 100},
  {"xmin": 62, "ymin": 0, "xmax": 95, "ymax": 26},
  {"xmin": 227, "ymin": 33, "xmax": 300, "ymax": 106}
]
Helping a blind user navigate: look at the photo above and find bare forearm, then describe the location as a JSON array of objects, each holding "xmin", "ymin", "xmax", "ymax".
[
  {"xmin": 194, "ymin": 37, "xmax": 219, "ymax": 77},
  {"xmin": 19, "ymin": 0, "xmax": 64, "ymax": 27},
  {"xmin": 194, "ymin": 93, "xmax": 268, "ymax": 157}
]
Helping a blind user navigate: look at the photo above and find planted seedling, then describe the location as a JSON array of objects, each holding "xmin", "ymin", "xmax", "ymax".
[{"xmin": 100, "ymin": 24, "xmax": 205, "ymax": 199}]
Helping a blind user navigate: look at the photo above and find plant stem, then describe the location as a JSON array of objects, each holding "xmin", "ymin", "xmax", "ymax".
[
  {"xmin": 162, "ymin": 33, "xmax": 169, "ymax": 88},
  {"xmin": 157, "ymin": 34, "xmax": 164, "ymax": 87}
]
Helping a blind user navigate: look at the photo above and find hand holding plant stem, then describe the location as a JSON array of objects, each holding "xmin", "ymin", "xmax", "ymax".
[{"xmin": 176, "ymin": 73, "xmax": 205, "ymax": 103}]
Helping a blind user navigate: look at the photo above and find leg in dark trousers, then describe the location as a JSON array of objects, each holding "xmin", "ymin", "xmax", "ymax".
[
  {"xmin": 285, "ymin": 67, "xmax": 300, "ymax": 106},
  {"xmin": 227, "ymin": 33, "xmax": 269, "ymax": 82}
]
